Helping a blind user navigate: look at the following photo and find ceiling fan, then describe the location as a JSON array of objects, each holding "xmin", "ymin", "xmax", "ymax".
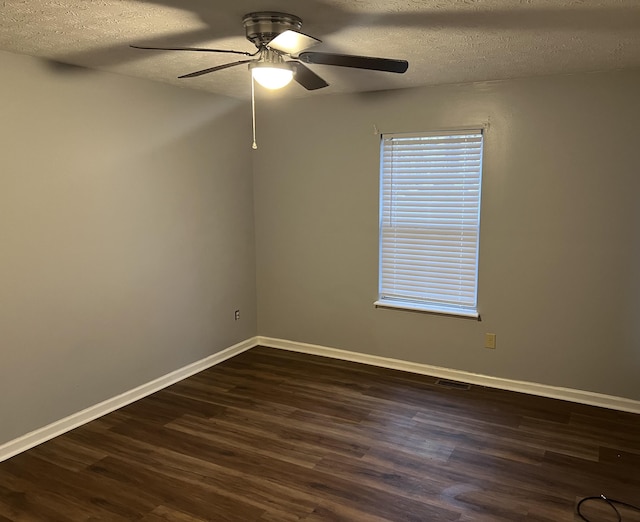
[{"xmin": 131, "ymin": 11, "xmax": 409, "ymax": 91}]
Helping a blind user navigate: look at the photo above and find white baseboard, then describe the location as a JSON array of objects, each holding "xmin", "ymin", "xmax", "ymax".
[
  {"xmin": 0, "ymin": 337, "xmax": 257, "ymax": 463},
  {"xmin": 257, "ymin": 336, "xmax": 640, "ymax": 415},
  {"xmin": 4, "ymin": 334, "xmax": 639, "ymax": 463}
]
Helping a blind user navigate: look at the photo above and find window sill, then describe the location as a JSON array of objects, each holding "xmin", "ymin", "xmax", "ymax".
[{"xmin": 374, "ymin": 300, "xmax": 480, "ymax": 320}]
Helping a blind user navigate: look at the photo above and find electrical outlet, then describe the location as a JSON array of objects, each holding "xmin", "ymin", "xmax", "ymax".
[
  {"xmin": 484, "ymin": 333, "xmax": 496, "ymax": 349},
  {"xmin": 234, "ymin": 310, "xmax": 240, "ymax": 321}
]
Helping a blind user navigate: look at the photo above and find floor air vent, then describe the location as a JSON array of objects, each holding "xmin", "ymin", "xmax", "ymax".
[{"xmin": 435, "ymin": 379, "xmax": 471, "ymax": 390}]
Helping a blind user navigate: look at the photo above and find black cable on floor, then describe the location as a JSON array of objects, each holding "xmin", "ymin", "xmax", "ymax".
[{"xmin": 577, "ymin": 495, "xmax": 640, "ymax": 521}]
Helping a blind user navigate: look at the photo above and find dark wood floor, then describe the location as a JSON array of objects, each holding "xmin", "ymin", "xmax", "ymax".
[{"xmin": 1, "ymin": 346, "xmax": 639, "ymax": 521}]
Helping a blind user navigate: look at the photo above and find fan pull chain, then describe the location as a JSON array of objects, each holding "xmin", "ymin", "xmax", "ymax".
[{"xmin": 251, "ymin": 77, "xmax": 258, "ymax": 150}]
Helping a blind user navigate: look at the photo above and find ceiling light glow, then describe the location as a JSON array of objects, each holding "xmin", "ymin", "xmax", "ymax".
[{"xmin": 251, "ymin": 64, "xmax": 294, "ymax": 89}]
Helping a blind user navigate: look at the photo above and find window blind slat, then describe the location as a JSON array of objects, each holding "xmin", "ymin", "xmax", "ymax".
[{"xmin": 379, "ymin": 130, "xmax": 483, "ymax": 313}]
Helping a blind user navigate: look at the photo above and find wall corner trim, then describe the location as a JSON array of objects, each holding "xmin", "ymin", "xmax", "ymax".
[
  {"xmin": 0, "ymin": 337, "xmax": 258, "ymax": 463},
  {"xmin": 257, "ymin": 336, "xmax": 640, "ymax": 415}
]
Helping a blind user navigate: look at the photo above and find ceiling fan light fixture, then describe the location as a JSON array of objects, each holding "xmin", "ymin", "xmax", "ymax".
[{"xmin": 250, "ymin": 62, "xmax": 294, "ymax": 89}]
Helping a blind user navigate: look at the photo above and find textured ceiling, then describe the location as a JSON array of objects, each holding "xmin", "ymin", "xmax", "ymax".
[{"xmin": 2, "ymin": 0, "xmax": 640, "ymax": 99}]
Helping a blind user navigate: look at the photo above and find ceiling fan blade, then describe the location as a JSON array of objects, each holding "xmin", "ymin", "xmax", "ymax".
[
  {"xmin": 178, "ymin": 60, "xmax": 253, "ymax": 79},
  {"xmin": 267, "ymin": 30, "xmax": 321, "ymax": 55},
  {"xmin": 291, "ymin": 62, "xmax": 329, "ymax": 90},
  {"xmin": 130, "ymin": 45, "xmax": 256, "ymax": 57},
  {"xmin": 297, "ymin": 52, "xmax": 408, "ymax": 74}
]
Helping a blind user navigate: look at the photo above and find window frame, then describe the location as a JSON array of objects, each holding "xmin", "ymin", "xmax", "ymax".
[{"xmin": 375, "ymin": 127, "xmax": 485, "ymax": 319}]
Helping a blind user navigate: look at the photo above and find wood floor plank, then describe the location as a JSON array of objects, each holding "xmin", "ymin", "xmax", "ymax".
[
  {"xmin": 165, "ymin": 413, "xmax": 327, "ymax": 468},
  {"xmin": 88, "ymin": 455, "xmax": 266, "ymax": 521},
  {"xmin": 74, "ymin": 426, "xmax": 316, "ymax": 520},
  {"xmin": 1, "ymin": 451, "xmax": 158, "ymax": 520},
  {"xmin": 1, "ymin": 345, "xmax": 639, "ymax": 521},
  {"xmin": 25, "ymin": 437, "xmax": 107, "ymax": 472},
  {"xmin": 139, "ymin": 505, "xmax": 207, "ymax": 522}
]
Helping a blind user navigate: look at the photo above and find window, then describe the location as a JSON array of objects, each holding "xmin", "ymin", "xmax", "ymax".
[{"xmin": 376, "ymin": 129, "xmax": 484, "ymax": 318}]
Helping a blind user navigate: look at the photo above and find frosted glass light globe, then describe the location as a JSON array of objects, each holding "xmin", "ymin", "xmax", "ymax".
[{"xmin": 251, "ymin": 65, "xmax": 294, "ymax": 89}]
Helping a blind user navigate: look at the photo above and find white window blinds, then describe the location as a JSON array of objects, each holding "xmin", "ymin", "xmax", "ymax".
[{"xmin": 378, "ymin": 129, "xmax": 484, "ymax": 317}]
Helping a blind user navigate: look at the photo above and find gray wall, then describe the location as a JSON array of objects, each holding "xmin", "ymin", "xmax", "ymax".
[
  {"xmin": 254, "ymin": 69, "xmax": 640, "ymax": 401},
  {"xmin": 0, "ymin": 51, "xmax": 257, "ymax": 445},
  {"xmin": 2, "ymin": 49, "xmax": 639, "ymax": 448}
]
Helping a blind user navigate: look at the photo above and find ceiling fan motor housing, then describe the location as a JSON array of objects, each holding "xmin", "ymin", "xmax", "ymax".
[
  {"xmin": 130, "ymin": 12, "xmax": 408, "ymax": 90},
  {"xmin": 243, "ymin": 12, "xmax": 303, "ymax": 48}
]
